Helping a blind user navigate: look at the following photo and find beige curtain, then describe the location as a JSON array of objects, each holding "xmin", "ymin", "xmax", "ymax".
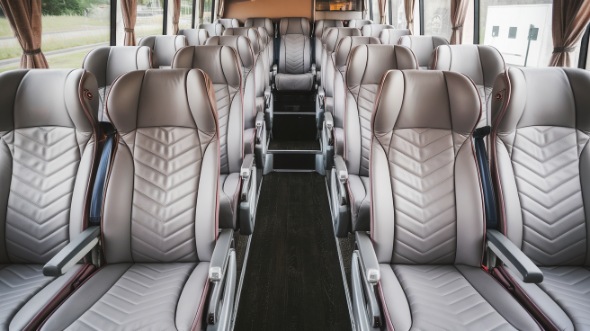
[
  {"xmin": 217, "ymin": 0, "xmax": 224, "ymax": 19},
  {"xmin": 549, "ymin": 0, "xmax": 590, "ymax": 67},
  {"xmin": 173, "ymin": 0, "xmax": 181, "ymax": 34},
  {"xmin": 0, "ymin": 0, "xmax": 48, "ymax": 68},
  {"xmin": 378, "ymin": 0, "xmax": 387, "ymax": 24},
  {"xmin": 450, "ymin": 0, "xmax": 469, "ymax": 44},
  {"xmin": 404, "ymin": 0, "xmax": 415, "ymax": 34},
  {"xmin": 121, "ymin": 0, "xmax": 137, "ymax": 46}
]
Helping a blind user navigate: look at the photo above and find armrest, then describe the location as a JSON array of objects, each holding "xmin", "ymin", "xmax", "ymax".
[
  {"xmin": 323, "ymin": 112, "xmax": 334, "ymax": 145},
  {"xmin": 240, "ymin": 154, "xmax": 255, "ymax": 200},
  {"xmin": 209, "ymin": 229, "xmax": 234, "ymax": 281},
  {"xmin": 311, "ymin": 63, "xmax": 317, "ymax": 80},
  {"xmin": 355, "ymin": 232, "xmax": 380, "ymax": 284},
  {"xmin": 43, "ymin": 226, "xmax": 100, "ymax": 277},
  {"xmin": 264, "ymin": 87, "xmax": 271, "ymax": 109},
  {"xmin": 334, "ymin": 155, "xmax": 348, "ymax": 182},
  {"xmin": 317, "ymin": 89, "xmax": 325, "ymax": 110},
  {"xmin": 271, "ymin": 64, "xmax": 278, "ymax": 89},
  {"xmin": 487, "ymin": 229, "xmax": 543, "ymax": 283},
  {"xmin": 255, "ymin": 112, "xmax": 265, "ymax": 143}
]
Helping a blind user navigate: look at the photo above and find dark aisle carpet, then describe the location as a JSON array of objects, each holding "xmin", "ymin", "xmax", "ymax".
[{"xmin": 233, "ymin": 173, "xmax": 352, "ymax": 331}]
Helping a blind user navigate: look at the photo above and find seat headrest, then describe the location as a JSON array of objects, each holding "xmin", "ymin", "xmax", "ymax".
[
  {"xmin": 492, "ymin": 67, "xmax": 590, "ymax": 132},
  {"xmin": 172, "ymin": 45, "xmax": 241, "ymax": 90},
  {"xmin": 255, "ymin": 27, "xmax": 271, "ymax": 46},
  {"xmin": 83, "ymin": 46, "xmax": 152, "ymax": 87},
  {"xmin": 205, "ymin": 35, "xmax": 255, "ymax": 70},
  {"xmin": 432, "ymin": 45, "xmax": 505, "ymax": 87},
  {"xmin": 223, "ymin": 27, "xmax": 262, "ymax": 55},
  {"xmin": 138, "ymin": 35, "xmax": 187, "ymax": 67},
  {"xmin": 244, "ymin": 17, "xmax": 274, "ymax": 36},
  {"xmin": 279, "ymin": 17, "xmax": 311, "ymax": 36},
  {"xmin": 347, "ymin": 45, "xmax": 418, "ymax": 87},
  {"xmin": 322, "ymin": 27, "xmax": 361, "ymax": 52},
  {"xmin": 398, "ymin": 35, "xmax": 449, "ymax": 67},
  {"xmin": 334, "ymin": 36, "xmax": 380, "ymax": 69},
  {"xmin": 314, "ymin": 20, "xmax": 344, "ymax": 38},
  {"xmin": 0, "ymin": 69, "xmax": 98, "ymax": 132},
  {"xmin": 179, "ymin": 28, "xmax": 209, "ymax": 46},
  {"xmin": 348, "ymin": 19, "xmax": 372, "ymax": 28},
  {"xmin": 361, "ymin": 23, "xmax": 394, "ymax": 37},
  {"xmin": 379, "ymin": 29, "xmax": 411, "ymax": 45},
  {"xmin": 198, "ymin": 23, "xmax": 225, "ymax": 36},
  {"xmin": 374, "ymin": 70, "xmax": 480, "ymax": 135},
  {"xmin": 107, "ymin": 69, "xmax": 216, "ymax": 133},
  {"xmin": 216, "ymin": 18, "xmax": 240, "ymax": 28}
]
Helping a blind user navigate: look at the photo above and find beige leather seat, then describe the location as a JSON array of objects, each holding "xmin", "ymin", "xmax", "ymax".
[
  {"xmin": 314, "ymin": 20, "xmax": 344, "ymax": 72},
  {"xmin": 361, "ymin": 23, "xmax": 394, "ymax": 37},
  {"xmin": 41, "ymin": 69, "xmax": 237, "ymax": 330},
  {"xmin": 431, "ymin": 45, "xmax": 505, "ymax": 128},
  {"xmin": 179, "ymin": 28, "xmax": 209, "ymax": 45},
  {"xmin": 83, "ymin": 46, "xmax": 152, "ymax": 121},
  {"xmin": 138, "ymin": 35, "xmax": 187, "ymax": 68},
  {"xmin": 216, "ymin": 18, "xmax": 240, "ymax": 29},
  {"xmin": 491, "ymin": 67, "xmax": 590, "ymax": 331},
  {"xmin": 330, "ymin": 45, "xmax": 417, "ymax": 236},
  {"xmin": 348, "ymin": 19, "xmax": 372, "ymax": 28},
  {"xmin": 351, "ymin": 69, "xmax": 542, "ymax": 331},
  {"xmin": 199, "ymin": 22, "xmax": 224, "ymax": 36},
  {"xmin": 379, "ymin": 28, "xmax": 411, "ymax": 45},
  {"xmin": 0, "ymin": 69, "xmax": 99, "ymax": 330},
  {"xmin": 274, "ymin": 17, "xmax": 315, "ymax": 91},
  {"xmin": 244, "ymin": 17, "xmax": 274, "ymax": 36},
  {"xmin": 398, "ymin": 35, "xmax": 448, "ymax": 69}
]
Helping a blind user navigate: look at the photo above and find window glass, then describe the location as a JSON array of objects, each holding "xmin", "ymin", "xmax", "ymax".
[
  {"xmin": 179, "ymin": 0, "xmax": 194, "ymax": 30},
  {"xmin": 136, "ymin": 0, "xmax": 164, "ymax": 39},
  {"xmin": 370, "ymin": 0, "xmax": 380, "ymax": 22},
  {"xmin": 481, "ymin": 0, "xmax": 552, "ymax": 67},
  {"xmin": 202, "ymin": 0, "xmax": 212, "ymax": 24},
  {"xmin": 0, "ymin": 6, "xmax": 22, "ymax": 72},
  {"xmin": 423, "ymin": 0, "xmax": 452, "ymax": 40},
  {"xmin": 41, "ymin": 0, "xmax": 110, "ymax": 69}
]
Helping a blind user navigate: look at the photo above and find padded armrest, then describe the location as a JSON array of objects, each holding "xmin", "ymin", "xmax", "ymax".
[
  {"xmin": 209, "ymin": 229, "xmax": 234, "ymax": 281},
  {"xmin": 264, "ymin": 87, "xmax": 271, "ymax": 109},
  {"xmin": 43, "ymin": 226, "xmax": 100, "ymax": 277},
  {"xmin": 311, "ymin": 63, "xmax": 317, "ymax": 80},
  {"xmin": 355, "ymin": 231, "xmax": 380, "ymax": 284},
  {"xmin": 334, "ymin": 155, "xmax": 348, "ymax": 182},
  {"xmin": 318, "ymin": 89, "xmax": 325, "ymax": 110},
  {"xmin": 487, "ymin": 229, "xmax": 543, "ymax": 283},
  {"xmin": 255, "ymin": 112, "xmax": 265, "ymax": 143},
  {"xmin": 324, "ymin": 112, "xmax": 334, "ymax": 145}
]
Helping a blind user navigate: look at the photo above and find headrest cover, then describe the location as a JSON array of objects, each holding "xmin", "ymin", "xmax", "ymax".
[
  {"xmin": 107, "ymin": 69, "xmax": 216, "ymax": 134},
  {"xmin": 83, "ymin": 46, "xmax": 152, "ymax": 87},
  {"xmin": 398, "ymin": 35, "xmax": 449, "ymax": 66},
  {"xmin": 379, "ymin": 29, "xmax": 411, "ymax": 45},
  {"xmin": 224, "ymin": 27, "xmax": 262, "ymax": 55},
  {"xmin": 199, "ymin": 23, "xmax": 225, "ymax": 36},
  {"xmin": 432, "ymin": 45, "xmax": 505, "ymax": 87},
  {"xmin": 346, "ymin": 45, "xmax": 418, "ymax": 87},
  {"xmin": 348, "ymin": 19, "xmax": 372, "ymax": 28},
  {"xmin": 172, "ymin": 45, "xmax": 241, "ymax": 90},
  {"xmin": 279, "ymin": 17, "xmax": 311, "ymax": 36},
  {"xmin": 374, "ymin": 70, "xmax": 480, "ymax": 135},
  {"xmin": 361, "ymin": 24, "xmax": 394, "ymax": 37},
  {"xmin": 0, "ymin": 69, "xmax": 98, "ymax": 132},
  {"xmin": 314, "ymin": 20, "xmax": 344, "ymax": 38},
  {"xmin": 322, "ymin": 27, "xmax": 361, "ymax": 52},
  {"xmin": 244, "ymin": 17, "xmax": 274, "ymax": 35},
  {"xmin": 179, "ymin": 28, "xmax": 210, "ymax": 46},
  {"xmin": 206, "ymin": 35, "xmax": 255, "ymax": 70},
  {"xmin": 138, "ymin": 35, "xmax": 187, "ymax": 67},
  {"xmin": 334, "ymin": 36, "xmax": 380, "ymax": 68}
]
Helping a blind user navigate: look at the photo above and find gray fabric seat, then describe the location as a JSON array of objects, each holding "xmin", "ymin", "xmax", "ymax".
[
  {"xmin": 41, "ymin": 69, "xmax": 230, "ymax": 330},
  {"xmin": 216, "ymin": 18, "xmax": 240, "ymax": 29},
  {"xmin": 138, "ymin": 35, "xmax": 187, "ymax": 68},
  {"xmin": 362, "ymin": 69, "xmax": 542, "ymax": 331},
  {"xmin": 83, "ymin": 46, "xmax": 152, "ymax": 121},
  {"xmin": 275, "ymin": 17, "xmax": 314, "ymax": 91},
  {"xmin": 398, "ymin": 35, "xmax": 448, "ymax": 69},
  {"xmin": 378, "ymin": 28, "xmax": 410, "ymax": 44},
  {"xmin": 198, "ymin": 22, "xmax": 224, "ymax": 36},
  {"xmin": 491, "ymin": 67, "xmax": 590, "ymax": 331},
  {"xmin": 347, "ymin": 19, "xmax": 372, "ymax": 28},
  {"xmin": 179, "ymin": 28, "xmax": 209, "ymax": 45},
  {"xmin": 314, "ymin": 20, "xmax": 344, "ymax": 71},
  {"xmin": 431, "ymin": 44, "xmax": 505, "ymax": 128},
  {"xmin": 360, "ymin": 23, "xmax": 393, "ymax": 37},
  {"xmin": 0, "ymin": 69, "xmax": 99, "ymax": 330}
]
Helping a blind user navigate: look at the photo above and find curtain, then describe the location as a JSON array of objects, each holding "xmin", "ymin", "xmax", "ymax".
[
  {"xmin": 450, "ymin": 0, "xmax": 469, "ymax": 44},
  {"xmin": 121, "ymin": 0, "xmax": 137, "ymax": 46},
  {"xmin": 549, "ymin": 0, "xmax": 590, "ymax": 67},
  {"xmin": 173, "ymin": 0, "xmax": 181, "ymax": 34},
  {"xmin": 0, "ymin": 0, "xmax": 48, "ymax": 68},
  {"xmin": 404, "ymin": 0, "xmax": 415, "ymax": 34},
  {"xmin": 217, "ymin": 0, "xmax": 224, "ymax": 19},
  {"xmin": 378, "ymin": 0, "xmax": 387, "ymax": 24}
]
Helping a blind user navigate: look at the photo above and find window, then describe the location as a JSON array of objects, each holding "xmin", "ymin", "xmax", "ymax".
[
  {"xmin": 389, "ymin": 0, "xmax": 406, "ymax": 28},
  {"xmin": 0, "ymin": 6, "xmax": 21, "ymax": 73},
  {"xmin": 480, "ymin": 0, "xmax": 553, "ymax": 67},
  {"xmin": 423, "ymin": 0, "xmax": 452, "ymax": 40},
  {"xmin": 41, "ymin": 0, "xmax": 110, "ymax": 69},
  {"xmin": 370, "ymin": 0, "xmax": 380, "ymax": 22},
  {"xmin": 179, "ymin": 0, "xmax": 194, "ymax": 30},
  {"xmin": 202, "ymin": 0, "xmax": 213, "ymax": 24},
  {"xmin": 136, "ymin": 0, "xmax": 164, "ymax": 39}
]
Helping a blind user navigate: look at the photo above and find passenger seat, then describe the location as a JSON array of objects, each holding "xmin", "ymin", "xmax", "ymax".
[
  {"xmin": 360, "ymin": 23, "xmax": 394, "ymax": 37},
  {"xmin": 179, "ymin": 28, "xmax": 209, "ymax": 45},
  {"xmin": 348, "ymin": 19, "xmax": 372, "ymax": 28},
  {"xmin": 273, "ymin": 17, "xmax": 315, "ymax": 91},
  {"xmin": 244, "ymin": 17, "xmax": 274, "ymax": 37},
  {"xmin": 83, "ymin": 46, "xmax": 152, "ymax": 121},
  {"xmin": 199, "ymin": 22, "xmax": 225, "ymax": 36},
  {"xmin": 398, "ymin": 35, "xmax": 448, "ymax": 69},
  {"xmin": 138, "ymin": 35, "xmax": 187, "ymax": 68},
  {"xmin": 314, "ymin": 20, "xmax": 344, "ymax": 74},
  {"xmin": 216, "ymin": 18, "xmax": 240, "ymax": 29},
  {"xmin": 379, "ymin": 28, "xmax": 411, "ymax": 44}
]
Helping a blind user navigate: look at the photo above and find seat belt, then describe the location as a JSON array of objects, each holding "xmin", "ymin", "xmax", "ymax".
[
  {"xmin": 473, "ymin": 126, "xmax": 499, "ymax": 229},
  {"xmin": 89, "ymin": 123, "xmax": 116, "ymax": 227}
]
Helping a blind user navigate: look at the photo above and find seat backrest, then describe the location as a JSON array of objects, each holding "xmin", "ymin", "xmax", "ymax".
[
  {"xmin": 199, "ymin": 23, "xmax": 225, "ymax": 36},
  {"xmin": 491, "ymin": 67, "xmax": 590, "ymax": 267},
  {"xmin": 361, "ymin": 23, "xmax": 394, "ymax": 37},
  {"xmin": 244, "ymin": 17, "xmax": 274, "ymax": 36},
  {"xmin": 216, "ymin": 18, "xmax": 240, "ymax": 29},
  {"xmin": 224, "ymin": 27, "xmax": 262, "ymax": 56},
  {"xmin": 83, "ymin": 46, "xmax": 152, "ymax": 121},
  {"xmin": 371, "ymin": 69, "xmax": 483, "ymax": 266},
  {"xmin": 398, "ymin": 35, "xmax": 448, "ymax": 69},
  {"xmin": 432, "ymin": 45, "xmax": 505, "ymax": 128},
  {"xmin": 179, "ymin": 28, "xmax": 209, "ymax": 46},
  {"xmin": 314, "ymin": 20, "xmax": 344, "ymax": 68},
  {"xmin": 321, "ymin": 27, "xmax": 361, "ymax": 93},
  {"xmin": 345, "ymin": 45, "xmax": 418, "ymax": 176},
  {"xmin": 278, "ymin": 17, "xmax": 312, "ymax": 74},
  {"xmin": 103, "ymin": 69, "xmax": 219, "ymax": 263},
  {"xmin": 0, "ymin": 69, "xmax": 98, "ymax": 264},
  {"xmin": 379, "ymin": 28, "xmax": 411, "ymax": 45},
  {"xmin": 348, "ymin": 19, "xmax": 372, "ymax": 28},
  {"xmin": 138, "ymin": 35, "xmax": 187, "ymax": 68},
  {"xmin": 254, "ymin": 26, "xmax": 273, "ymax": 70}
]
